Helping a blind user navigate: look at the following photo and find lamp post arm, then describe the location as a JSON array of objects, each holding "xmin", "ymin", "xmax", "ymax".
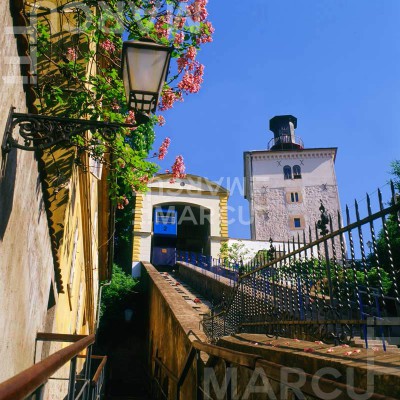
[{"xmin": 1, "ymin": 107, "xmax": 135, "ymax": 154}]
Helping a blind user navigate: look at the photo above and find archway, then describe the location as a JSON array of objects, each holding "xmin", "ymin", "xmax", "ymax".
[{"xmin": 151, "ymin": 203, "xmax": 211, "ymax": 266}]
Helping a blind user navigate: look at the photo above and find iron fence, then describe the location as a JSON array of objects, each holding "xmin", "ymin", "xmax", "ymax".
[{"xmin": 201, "ymin": 183, "xmax": 400, "ymax": 350}]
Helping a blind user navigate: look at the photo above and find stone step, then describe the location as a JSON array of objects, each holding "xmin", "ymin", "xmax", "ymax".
[{"xmin": 351, "ymin": 338, "xmax": 399, "ymax": 351}]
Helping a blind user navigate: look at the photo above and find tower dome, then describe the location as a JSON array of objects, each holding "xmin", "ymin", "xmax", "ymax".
[{"xmin": 268, "ymin": 115, "xmax": 304, "ymax": 150}]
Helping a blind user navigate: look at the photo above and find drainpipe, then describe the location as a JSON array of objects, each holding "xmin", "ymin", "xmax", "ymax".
[{"xmin": 244, "ymin": 151, "xmax": 255, "ymax": 239}]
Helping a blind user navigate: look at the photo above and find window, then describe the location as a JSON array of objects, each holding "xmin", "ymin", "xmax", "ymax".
[
  {"xmin": 156, "ymin": 211, "xmax": 176, "ymax": 225},
  {"xmin": 293, "ymin": 165, "xmax": 302, "ymax": 179},
  {"xmin": 291, "ymin": 192, "xmax": 299, "ymax": 202},
  {"xmin": 294, "ymin": 218, "xmax": 301, "ymax": 228},
  {"xmin": 283, "ymin": 165, "xmax": 292, "ymax": 180}
]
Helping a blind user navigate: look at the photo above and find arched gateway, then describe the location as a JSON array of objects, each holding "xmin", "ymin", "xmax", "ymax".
[{"xmin": 131, "ymin": 174, "xmax": 229, "ymax": 276}]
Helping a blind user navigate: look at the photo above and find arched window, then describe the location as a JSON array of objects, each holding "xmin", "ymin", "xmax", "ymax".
[
  {"xmin": 283, "ymin": 165, "xmax": 292, "ymax": 180},
  {"xmin": 293, "ymin": 165, "xmax": 302, "ymax": 179}
]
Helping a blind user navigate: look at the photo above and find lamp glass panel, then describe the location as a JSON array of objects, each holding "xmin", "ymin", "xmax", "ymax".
[{"xmin": 125, "ymin": 46, "xmax": 169, "ymax": 93}]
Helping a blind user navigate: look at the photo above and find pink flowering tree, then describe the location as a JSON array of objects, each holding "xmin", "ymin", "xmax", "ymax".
[{"xmin": 35, "ymin": 0, "xmax": 214, "ymax": 205}]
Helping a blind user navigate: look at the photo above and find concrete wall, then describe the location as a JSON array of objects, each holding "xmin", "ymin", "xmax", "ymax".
[
  {"xmin": 0, "ymin": 1, "xmax": 55, "ymax": 382},
  {"xmin": 177, "ymin": 262, "xmax": 235, "ymax": 305},
  {"xmin": 142, "ymin": 262, "xmax": 207, "ymax": 399}
]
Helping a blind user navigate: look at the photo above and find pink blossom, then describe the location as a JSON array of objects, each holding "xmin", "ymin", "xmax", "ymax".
[
  {"xmin": 155, "ymin": 12, "xmax": 172, "ymax": 40},
  {"xmin": 125, "ymin": 110, "xmax": 136, "ymax": 125},
  {"xmin": 100, "ymin": 39, "xmax": 116, "ymax": 53},
  {"xmin": 174, "ymin": 32, "xmax": 185, "ymax": 46},
  {"xmin": 304, "ymin": 348, "xmax": 315, "ymax": 353},
  {"xmin": 187, "ymin": 0, "xmax": 208, "ymax": 22},
  {"xmin": 159, "ymin": 88, "xmax": 183, "ymax": 111},
  {"xmin": 66, "ymin": 47, "xmax": 78, "ymax": 62},
  {"xmin": 177, "ymin": 47, "xmax": 198, "ymax": 72},
  {"xmin": 174, "ymin": 16, "xmax": 187, "ymax": 30},
  {"xmin": 117, "ymin": 195, "xmax": 129, "ymax": 210},
  {"xmin": 139, "ymin": 175, "xmax": 149, "ymax": 184},
  {"xmin": 157, "ymin": 115, "xmax": 166, "ymax": 126},
  {"xmin": 158, "ymin": 137, "xmax": 171, "ymax": 160},
  {"xmin": 170, "ymin": 155, "xmax": 186, "ymax": 182},
  {"xmin": 327, "ymin": 348, "xmax": 334, "ymax": 353},
  {"xmin": 178, "ymin": 63, "xmax": 204, "ymax": 94},
  {"xmin": 177, "ymin": 56, "xmax": 190, "ymax": 72},
  {"xmin": 197, "ymin": 21, "xmax": 215, "ymax": 44},
  {"xmin": 186, "ymin": 46, "xmax": 197, "ymax": 60}
]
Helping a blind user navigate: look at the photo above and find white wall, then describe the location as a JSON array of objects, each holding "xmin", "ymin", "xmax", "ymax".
[
  {"xmin": 227, "ymin": 238, "xmax": 320, "ymax": 264},
  {"xmin": 244, "ymin": 149, "xmax": 342, "ymax": 242}
]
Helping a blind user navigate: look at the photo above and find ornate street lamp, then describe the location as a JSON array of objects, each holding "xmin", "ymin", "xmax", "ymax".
[
  {"xmin": 122, "ymin": 39, "xmax": 173, "ymax": 118},
  {"xmin": 1, "ymin": 39, "xmax": 172, "ymax": 160}
]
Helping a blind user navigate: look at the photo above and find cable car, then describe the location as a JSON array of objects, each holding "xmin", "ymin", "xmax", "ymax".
[
  {"xmin": 153, "ymin": 207, "xmax": 178, "ymax": 237},
  {"xmin": 152, "ymin": 207, "xmax": 178, "ymax": 266}
]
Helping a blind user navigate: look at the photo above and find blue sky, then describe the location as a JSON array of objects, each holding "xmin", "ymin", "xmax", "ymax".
[{"xmin": 155, "ymin": 0, "xmax": 400, "ymax": 238}]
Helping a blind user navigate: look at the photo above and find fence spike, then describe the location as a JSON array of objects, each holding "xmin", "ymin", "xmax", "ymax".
[
  {"xmin": 346, "ymin": 204, "xmax": 351, "ymax": 226},
  {"xmin": 378, "ymin": 188, "xmax": 384, "ymax": 210}
]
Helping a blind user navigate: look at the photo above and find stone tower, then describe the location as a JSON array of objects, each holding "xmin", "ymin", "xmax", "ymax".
[{"xmin": 244, "ymin": 115, "xmax": 342, "ymax": 242}]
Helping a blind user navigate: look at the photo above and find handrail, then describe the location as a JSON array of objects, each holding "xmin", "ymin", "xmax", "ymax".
[
  {"xmin": 36, "ymin": 332, "xmax": 88, "ymax": 343},
  {"xmin": 0, "ymin": 334, "xmax": 95, "ymax": 400},
  {"xmin": 91, "ymin": 356, "xmax": 107, "ymax": 385}
]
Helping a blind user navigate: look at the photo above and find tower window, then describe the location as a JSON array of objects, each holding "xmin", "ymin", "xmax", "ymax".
[
  {"xmin": 293, "ymin": 165, "xmax": 302, "ymax": 179},
  {"xmin": 294, "ymin": 218, "xmax": 301, "ymax": 228},
  {"xmin": 283, "ymin": 165, "xmax": 292, "ymax": 180},
  {"xmin": 291, "ymin": 192, "xmax": 299, "ymax": 202}
]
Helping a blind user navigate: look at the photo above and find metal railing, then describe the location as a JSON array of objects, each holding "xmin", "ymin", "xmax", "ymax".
[
  {"xmin": 0, "ymin": 333, "xmax": 106, "ymax": 400},
  {"xmin": 89, "ymin": 355, "xmax": 107, "ymax": 400},
  {"xmin": 267, "ymin": 134, "xmax": 304, "ymax": 150},
  {"xmin": 203, "ymin": 183, "xmax": 400, "ymax": 350}
]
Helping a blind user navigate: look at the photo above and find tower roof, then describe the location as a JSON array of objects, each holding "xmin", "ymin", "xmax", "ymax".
[{"xmin": 269, "ymin": 115, "xmax": 297, "ymax": 133}]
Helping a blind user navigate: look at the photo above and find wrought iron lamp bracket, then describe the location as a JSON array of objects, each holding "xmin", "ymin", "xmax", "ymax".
[{"xmin": 1, "ymin": 107, "xmax": 134, "ymax": 155}]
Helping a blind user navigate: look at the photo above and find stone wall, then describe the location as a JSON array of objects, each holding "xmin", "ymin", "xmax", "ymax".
[{"xmin": 0, "ymin": 1, "xmax": 55, "ymax": 382}]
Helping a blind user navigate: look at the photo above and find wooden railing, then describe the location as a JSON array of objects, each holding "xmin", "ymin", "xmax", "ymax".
[{"xmin": 0, "ymin": 334, "xmax": 95, "ymax": 400}]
